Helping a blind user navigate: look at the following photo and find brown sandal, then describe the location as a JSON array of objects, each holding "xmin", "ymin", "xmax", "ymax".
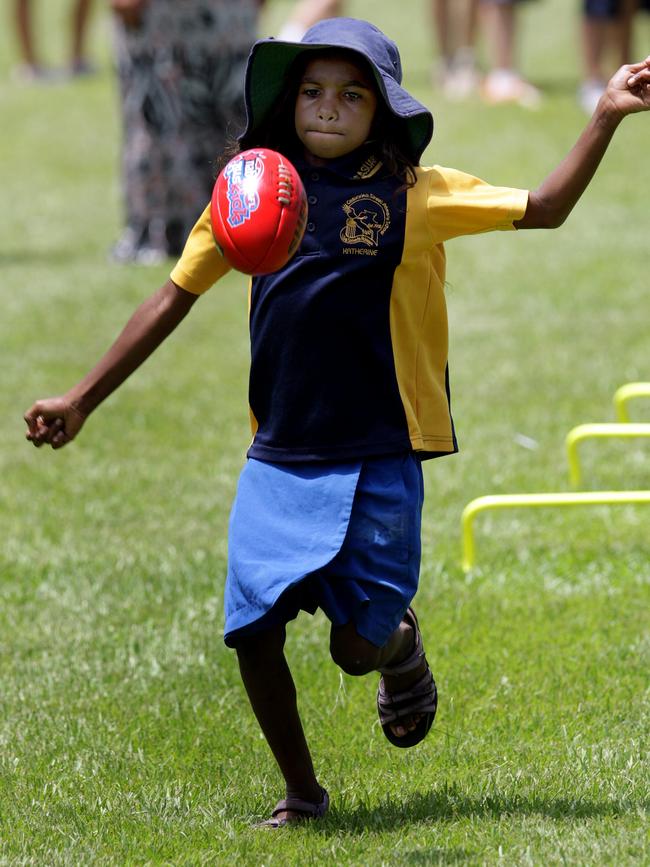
[
  {"xmin": 377, "ymin": 607, "xmax": 438, "ymax": 748},
  {"xmin": 256, "ymin": 786, "xmax": 329, "ymax": 829}
]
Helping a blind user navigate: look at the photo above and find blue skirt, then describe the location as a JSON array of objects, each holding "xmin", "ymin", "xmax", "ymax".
[{"xmin": 224, "ymin": 453, "xmax": 424, "ymax": 648}]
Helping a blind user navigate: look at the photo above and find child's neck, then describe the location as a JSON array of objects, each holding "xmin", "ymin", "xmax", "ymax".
[
  {"xmin": 301, "ymin": 142, "xmax": 373, "ymax": 168},
  {"xmin": 302, "ymin": 148, "xmax": 333, "ymax": 168}
]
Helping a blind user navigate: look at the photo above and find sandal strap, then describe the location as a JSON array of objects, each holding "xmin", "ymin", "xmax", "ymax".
[
  {"xmin": 378, "ymin": 607, "xmax": 425, "ymax": 677},
  {"xmin": 271, "ymin": 787, "xmax": 329, "ymax": 820},
  {"xmin": 377, "ymin": 668, "xmax": 438, "ymax": 726}
]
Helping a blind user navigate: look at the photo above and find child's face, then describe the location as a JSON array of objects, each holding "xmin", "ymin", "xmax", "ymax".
[{"xmin": 294, "ymin": 54, "xmax": 378, "ymax": 165}]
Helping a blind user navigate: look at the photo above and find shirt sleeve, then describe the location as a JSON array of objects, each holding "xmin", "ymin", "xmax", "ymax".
[
  {"xmin": 425, "ymin": 165, "xmax": 530, "ymax": 244},
  {"xmin": 170, "ymin": 205, "xmax": 232, "ymax": 295}
]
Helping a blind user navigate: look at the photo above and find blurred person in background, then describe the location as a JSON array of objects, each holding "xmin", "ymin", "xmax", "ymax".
[
  {"xmin": 580, "ymin": 0, "xmax": 650, "ymax": 113},
  {"xmin": 283, "ymin": 0, "xmax": 541, "ymax": 108},
  {"xmin": 479, "ymin": 0, "xmax": 541, "ymax": 106},
  {"xmin": 12, "ymin": 0, "xmax": 95, "ymax": 80},
  {"xmin": 276, "ymin": 0, "xmax": 343, "ymax": 42},
  {"xmin": 432, "ymin": 0, "xmax": 480, "ymax": 100},
  {"xmin": 109, "ymin": 0, "xmax": 262, "ymax": 265}
]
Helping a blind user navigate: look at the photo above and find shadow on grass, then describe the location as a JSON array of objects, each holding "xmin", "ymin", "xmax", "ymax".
[
  {"xmin": 323, "ymin": 783, "xmax": 648, "ymax": 833},
  {"xmin": 395, "ymin": 850, "xmax": 471, "ymax": 865}
]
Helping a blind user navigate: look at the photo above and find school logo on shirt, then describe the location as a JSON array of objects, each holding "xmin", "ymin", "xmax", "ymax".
[
  {"xmin": 224, "ymin": 153, "xmax": 264, "ymax": 227},
  {"xmin": 340, "ymin": 194, "xmax": 391, "ymax": 256}
]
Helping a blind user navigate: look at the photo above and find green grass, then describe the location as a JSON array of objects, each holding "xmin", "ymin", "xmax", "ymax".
[{"xmin": 1, "ymin": 0, "xmax": 649, "ymax": 863}]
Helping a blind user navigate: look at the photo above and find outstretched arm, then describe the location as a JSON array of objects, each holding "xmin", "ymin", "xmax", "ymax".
[
  {"xmin": 515, "ymin": 57, "xmax": 650, "ymax": 230},
  {"xmin": 24, "ymin": 279, "xmax": 198, "ymax": 449}
]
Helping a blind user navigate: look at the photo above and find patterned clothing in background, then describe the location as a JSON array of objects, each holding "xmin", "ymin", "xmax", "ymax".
[{"xmin": 112, "ymin": 0, "xmax": 259, "ymax": 259}]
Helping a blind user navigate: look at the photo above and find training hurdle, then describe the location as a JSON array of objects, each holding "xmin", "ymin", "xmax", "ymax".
[
  {"xmin": 613, "ymin": 382, "xmax": 650, "ymax": 422},
  {"xmin": 565, "ymin": 423, "xmax": 650, "ymax": 486},
  {"xmin": 461, "ymin": 491, "xmax": 650, "ymax": 572}
]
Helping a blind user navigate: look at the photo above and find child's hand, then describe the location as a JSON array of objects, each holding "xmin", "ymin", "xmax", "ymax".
[
  {"xmin": 24, "ymin": 398, "xmax": 86, "ymax": 450},
  {"xmin": 601, "ymin": 57, "xmax": 650, "ymax": 118}
]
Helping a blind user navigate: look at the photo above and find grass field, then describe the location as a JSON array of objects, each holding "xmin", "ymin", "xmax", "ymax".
[{"xmin": 1, "ymin": 1, "xmax": 649, "ymax": 864}]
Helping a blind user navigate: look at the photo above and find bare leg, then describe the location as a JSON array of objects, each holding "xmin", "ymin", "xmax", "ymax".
[
  {"xmin": 463, "ymin": 0, "xmax": 480, "ymax": 49},
  {"xmin": 480, "ymin": 0, "xmax": 540, "ymax": 106},
  {"xmin": 582, "ymin": 16, "xmax": 609, "ymax": 83},
  {"xmin": 277, "ymin": 0, "xmax": 343, "ymax": 40},
  {"xmin": 330, "ymin": 617, "xmax": 427, "ymax": 739},
  {"xmin": 14, "ymin": 0, "xmax": 38, "ymax": 68},
  {"xmin": 71, "ymin": 0, "xmax": 93, "ymax": 68},
  {"xmin": 291, "ymin": 0, "xmax": 343, "ymax": 29},
  {"xmin": 433, "ymin": 0, "xmax": 479, "ymax": 58},
  {"xmin": 432, "ymin": 0, "xmax": 453, "ymax": 66},
  {"xmin": 579, "ymin": 2, "xmax": 637, "ymax": 113},
  {"xmin": 482, "ymin": 0, "xmax": 515, "ymax": 70},
  {"xmin": 236, "ymin": 624, "xmax": 323, "ymax": 820},
  {"xmin": 618, "ymin": 0, "xmax": 638, "ymax": 66},
  {"xmin": 432, "ymin": 0, "xmax": 479, "ymax": 99}
]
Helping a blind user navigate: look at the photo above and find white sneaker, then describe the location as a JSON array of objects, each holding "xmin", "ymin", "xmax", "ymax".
[
  {"xmin": 578, "ymin": 80, "xmax": 605, "ymax": 115},
  {"xmin": 276, "ymin": 22, "xmax": 307, "ymax": 42},
  {"xmin": 482, "ymin": 69, "xmax": 541, "ymax": 109},
  {"xmin": 440, "ymin": 49, "xmax": 480, "ymax": 101},
  {"xmin": 134, "ymin": 246, "xmax": 167, "ymax": 266}
]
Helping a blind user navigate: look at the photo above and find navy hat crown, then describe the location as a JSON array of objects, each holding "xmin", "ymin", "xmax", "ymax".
[
  {"xmin": 302, "ymin": 18, "xmax": 403, "ymax": 84},
  {"xmin": 241, "ymin": 17, "xmax": 434, "ymax": 162}
]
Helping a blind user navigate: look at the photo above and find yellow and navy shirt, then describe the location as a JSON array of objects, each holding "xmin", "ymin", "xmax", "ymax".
[{"xmin": 170, "ymin": 150, "xmax": 529, "ymax": 463}]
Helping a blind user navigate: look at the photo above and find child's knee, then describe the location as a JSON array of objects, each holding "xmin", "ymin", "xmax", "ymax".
[
  {"xmin": 235, "ymin": 624, "xmax": 286, "ymax": 664},
  {"xmin": 329, "ymin": 623, "xmax": 380, "ymax": 676}
]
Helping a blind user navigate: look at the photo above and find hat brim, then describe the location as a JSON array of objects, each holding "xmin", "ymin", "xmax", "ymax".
[{"xmin": 242, "ymin": 38, "xmax": 433, "ymax": 162}]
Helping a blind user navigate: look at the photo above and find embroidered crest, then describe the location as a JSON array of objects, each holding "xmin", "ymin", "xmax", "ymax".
[
  {"xmin": 340, "ymin": 194, "xmax": 391, "ymax": 251},
  {"xmin": 224, "ymin": 153, "xmax": 264, "ymax": 228}
]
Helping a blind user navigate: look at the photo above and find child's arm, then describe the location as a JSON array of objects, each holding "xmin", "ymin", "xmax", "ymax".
[
  {"xmin": 515, "ymin": 57, "xmax": 650, "ymax": 230},
  {"xmin": 24, "ymin": 279, "xmax": 198, "ymax": 449}
]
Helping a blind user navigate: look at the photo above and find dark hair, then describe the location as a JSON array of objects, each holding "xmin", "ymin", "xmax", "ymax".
[{"xmin": 217, "ymin": 49, "xmax": 418, "ymax": 187}]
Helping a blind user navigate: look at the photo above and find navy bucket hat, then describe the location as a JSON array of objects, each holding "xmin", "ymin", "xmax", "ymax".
[{"xmin": 240, "ymin": 17, "xmax": 434, "ymax": 162}]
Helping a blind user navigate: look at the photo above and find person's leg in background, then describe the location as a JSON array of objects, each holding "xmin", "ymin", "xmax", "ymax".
[
  {"xmin": 13, "ymin": 0, "xmax": 96, "ymax": 80},
  {"xmin": 480, "ymin": 0, "xmax": 542, "ymax": 107},
  {"xmin": 432, "ymin": 0, "xmax": 480, "ymax": 100},
  {"xmin": 579, "ymin": 0, "xmax": 639, "ymax": 113},
  {"xmin": 277, "ymin": 0, "xmax": 344, "ymax": 42},
  {"xmin": 70, "ymin": 0, "xmax": 96, "ymax": 76},
  {"xmin": 12, "ymin": 0, "xmax": 47, "ymax": 79}
]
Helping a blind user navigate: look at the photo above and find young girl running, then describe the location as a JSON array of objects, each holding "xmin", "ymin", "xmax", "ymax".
[{"xmin": 24, "ymin": 18, "xmax": 650, "ymax": 828}]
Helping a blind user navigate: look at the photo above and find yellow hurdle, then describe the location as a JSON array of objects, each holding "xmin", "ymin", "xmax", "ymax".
[
  {"xmin": 461, "ymin": 490, "xmax": 650, "ymax": 572},
  {"xmin": 565, "ymin": 423, "xmax": 650, "ymax": 486},
  {"xmin": 613, "ymin": 382, "xmax": 650, "ymax": 422}
]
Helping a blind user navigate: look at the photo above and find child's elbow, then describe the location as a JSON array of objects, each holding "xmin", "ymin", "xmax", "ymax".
[
  {"xmin": 542, "ymin": 210, "xmax": 568, "ymax": 230},
  {"xmin": 525, "ymin": 195, "xmax": 567, "ymax": 230}
]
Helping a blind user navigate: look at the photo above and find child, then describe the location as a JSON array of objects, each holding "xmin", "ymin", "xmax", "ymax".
[{"xmin": 24, "ymin": 18, "xmax": 650, "ymax": 828}]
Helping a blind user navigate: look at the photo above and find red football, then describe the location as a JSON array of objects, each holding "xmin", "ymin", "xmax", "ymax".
[{"xmin": 210, "ymin": 148, "xmax": 307, "ymax": 275}]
